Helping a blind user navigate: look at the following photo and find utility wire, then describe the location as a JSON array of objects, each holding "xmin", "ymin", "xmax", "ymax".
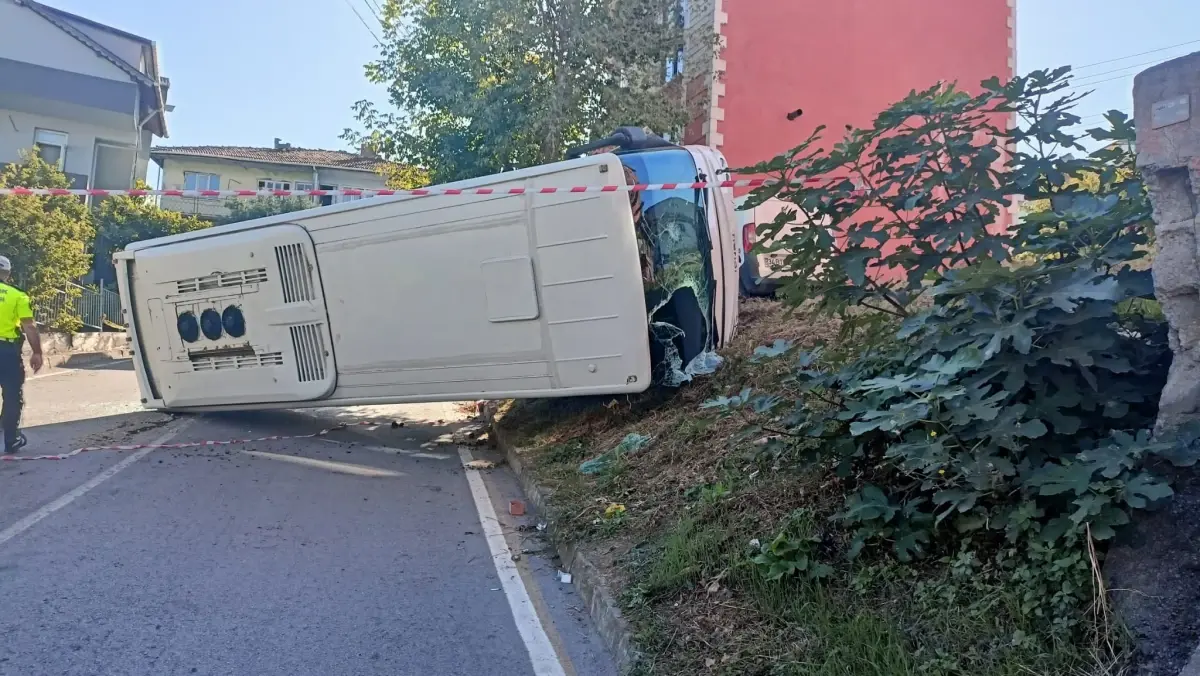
[
  {"xmin": 341, "ymin": 0, "xmax": 380, "ymax": 42},
  {"xmin": 1065, "ymin": 71, "xmax": 1141, "ymax": 93},
  {"xmin": 360, "ymin": 0, "xmax": 381, "ymax": 24},
  {"xmin": 1071, "ymin": 37, "xmax": 1200, "ymax": 72},
  {"xmin": 1070, "ymin": 54, "xmax": 1189, "ymax": 86}
]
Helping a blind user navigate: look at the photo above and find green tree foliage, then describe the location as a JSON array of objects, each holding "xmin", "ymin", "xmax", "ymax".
[
  {"xmin": 379, "ymin": 162, "xmax": 431, "ymax": 190},
  {"xmin": 92, "ymin": 183, "xmax": 211, "ymax": 282},
  {"xmin": 707, "ymin": 68, "xmax": 1200, "ymax": 637},
  {"xmin": 216, "ymin": 196, "xmax": 316, "ymax": 225},
  {"xmin": 0, "ymin": 154, "xmax": 94, "ymax": 317},
  {"xmin": 344, "ymin": 0, "xmax": 690, "ymax": 183}
]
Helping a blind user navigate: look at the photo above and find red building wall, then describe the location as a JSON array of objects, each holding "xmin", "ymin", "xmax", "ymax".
[{"xmin": 717, "ymin": 0, "xmax": 1015, "ymax": 171}]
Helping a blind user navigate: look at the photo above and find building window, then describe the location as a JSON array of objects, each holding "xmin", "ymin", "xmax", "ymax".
[
  {"xmin": 294, "ymin": 181, "xmax": 314, "ymax": 191},
  {"xmin": 337, "ymin": 187, "xmax": 364, "ymax": 203},
  {"xmin": 33, "ymin": 129, "xmax": 68, "ymax": 169},
  {"xmin": 664, "ymin": 0, "xmax": 686, "ymax": 82},
  {"xmin": 666, "ymin": 48, "xmax": 684, "ymax": 82},
  {"xmin": 183, "ymin": 172, "xmax": 221, "ymax": 191},
  {"xmin": 258, "ymin": 179, "xmax": 292, "ymax": 191}
]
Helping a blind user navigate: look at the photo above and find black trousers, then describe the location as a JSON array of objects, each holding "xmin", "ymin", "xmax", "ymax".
[{"xmin": 0, "ymin": 342, "xmax": 24, "ymax": 449}]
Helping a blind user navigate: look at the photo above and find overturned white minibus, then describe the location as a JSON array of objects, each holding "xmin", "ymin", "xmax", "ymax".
[{"xmin": 116, "ymin": 133, "xmax": 740, "ymax": 411}]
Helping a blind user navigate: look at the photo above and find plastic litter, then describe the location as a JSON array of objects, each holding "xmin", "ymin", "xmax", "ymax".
[
  {"xmin": 558, "ymin": 570, "xmax": 573, "ymax": 584},
  {"xmin": 578, "ymin": 433, "xmax": 651, "ymax": 474}
]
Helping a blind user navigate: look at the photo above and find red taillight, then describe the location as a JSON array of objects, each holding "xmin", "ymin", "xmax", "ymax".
[{"xmin": 742, "ymin": 223, "xmax": 755, "ymax": 254}]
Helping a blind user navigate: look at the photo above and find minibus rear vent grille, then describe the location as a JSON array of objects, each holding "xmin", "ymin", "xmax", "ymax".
[
  {"xmin": 191, "ymin": 351, "xmax": 284, "ymax": 372},
  {"xmin": 177, "ymin": 268, "xmax": 268, "ymax": 294},
  {"xmin": 290, "ymin": 323, "xmax": 327, "ymax": 382},
  {"xmin": 275, "ymin": 243, "xmax": 315, "ymax": 303}
]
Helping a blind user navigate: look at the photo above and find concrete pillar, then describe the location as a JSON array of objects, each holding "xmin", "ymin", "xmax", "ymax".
[
  {"xmin": 1135, "ymin": 51, "xmax": 1200, "ymax": 432},
  {"xmin": 1109, "ymin": 52, "xmax": 1200, "ymax": 676}
]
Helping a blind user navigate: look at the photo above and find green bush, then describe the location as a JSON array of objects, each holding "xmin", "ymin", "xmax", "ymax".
[
  {"xmin": 0, "ymin": 153, "xmax": 94, "ymax": 314},
  {"xmin": 216, "ymin": 196, "xmax": 315, "ymax": 225},
  {"xmin": 93, "ymin": 182, "xmax": 211, "ymax": 283},
  {"xmin": 707, "ymin": 67, "xmax": 1200, "ymax": 637}
]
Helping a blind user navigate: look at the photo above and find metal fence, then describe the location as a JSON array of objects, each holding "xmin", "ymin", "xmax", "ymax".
[{"xmin": 34, "ymin": 283, "xmax": 124, "ymax": 331}]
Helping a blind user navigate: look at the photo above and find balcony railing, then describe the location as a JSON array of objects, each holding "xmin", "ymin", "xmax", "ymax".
[
  {"xmin": 158, "ymin": 194, "xmax": 233, "ymax": 219},
  {"xmin": 35, "ymin": 283, "xmax": 124, "ymax": 331}
]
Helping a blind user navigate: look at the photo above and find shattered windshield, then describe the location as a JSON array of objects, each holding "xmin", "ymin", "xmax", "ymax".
[{"xmin": 620, "ymin": 149, "xmax": 722, "ymax": 387}]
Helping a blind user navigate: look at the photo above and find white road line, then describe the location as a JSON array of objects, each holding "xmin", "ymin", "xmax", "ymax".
[
  {"xmin": 27, "ymin": 361, "xmax": 129, "ymax": 381},
  {"xmin": 459, "ymin": 447, "xmax": 567, "ymax": 676},
  {"xmin": 314, "ymin": 436, "xmax": 453, "ymax": 461},
  {"xmin": 0, "ymin": 417, "xmax": 193, "ymax": 548},
  {"xmin": 241, "ymin": 450, "xmax": 405, "ymax": 477}
]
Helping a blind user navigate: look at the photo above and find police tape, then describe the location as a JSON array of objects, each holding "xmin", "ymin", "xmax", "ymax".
[
  {"xmin": 0, "ymin": 420, "xmax": 388, "ymax": 462},
  {"xmin": 0, "ymin": 178, "xmax": 799, "ymax": 199}
]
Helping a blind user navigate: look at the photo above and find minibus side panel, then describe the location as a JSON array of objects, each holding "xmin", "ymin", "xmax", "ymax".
[{"xmin": 301, "ymin": 156, "xmax": 652, "ymax": 401}]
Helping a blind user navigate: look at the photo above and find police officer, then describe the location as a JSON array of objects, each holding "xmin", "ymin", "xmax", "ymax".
[{"xmin": 0, "ymin": 256, "xmax": 42, "ymax": 454}]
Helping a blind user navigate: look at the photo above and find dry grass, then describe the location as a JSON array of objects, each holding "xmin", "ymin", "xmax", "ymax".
[{"xmin": 497, "ymin": 300, "xmax": 1126, "ymax": 676}]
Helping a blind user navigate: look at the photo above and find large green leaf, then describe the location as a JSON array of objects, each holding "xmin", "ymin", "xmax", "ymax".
[
  {"xmin": 837, "ymin": 485, "xmax": 899, "ymax": 524},
  {"xmin": 1123, "ymin": 473, "xmax": 1173, "ymax": 509},
  {"xmin": 1027, "ymin": 463, "xmax": 1093, "ymax": 497}
]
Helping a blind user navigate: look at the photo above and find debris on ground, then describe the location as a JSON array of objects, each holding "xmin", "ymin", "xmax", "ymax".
[
  {"xmin": 509, "ymin": 500, "xmax": 526, "ymax": 516},
  {"xmin": 578, "ymin": 433, "xmax": 651, "ymax": 475},
  {"xmin": 603, "ymin": 503, "xmax": 626, "ymax": 519},
  {"xmin": 494, "ymin": 300, "xmax": 1129, "ymax": 675},
  {"xmin": 557, "ymin": 570, "xmax": 573, "ymax": 584},
  {"xmin": 463, "ymin": 459, "xmax": 497, "ymax": 470},
  {"xmin": 452, "ymin": 424, "xmax": 489, "ymax": 446}
]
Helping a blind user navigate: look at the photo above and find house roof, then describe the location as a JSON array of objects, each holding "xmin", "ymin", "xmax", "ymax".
[
  {"xmin": 31, "ymin": 2, "xmax": 153, "ymax": 46},
  {"xmin": 15, "ymin": 0, "xmax": 169, "ymax": 136},
  {"xmin": 149, "ymin": 146, "xmax": 393, "ymax": 173}
]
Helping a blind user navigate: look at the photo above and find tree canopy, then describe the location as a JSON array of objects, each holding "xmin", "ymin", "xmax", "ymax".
[
  {"xmin": 92, "ymin": 182, "xmax": 212, "ymax": 283},
  {"xmin": 0, "ymin": 154, "xmax": 94, "ymax": 307},
  {"xmin": 344, "ymin": 0, "xmax": 690, "ymax": 183}
]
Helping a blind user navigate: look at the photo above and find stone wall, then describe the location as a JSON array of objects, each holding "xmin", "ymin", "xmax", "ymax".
[
  {"xmin": 681, "ymin": 0, "xmax": 724, "ymax": 147},
  {"xmin": 1106, "ymin": 51, "xmax": 1200, "ymax": 676},
  {"xmin": 1135, "ymin": 51, "xmax": 1200, "ymax": 432}
]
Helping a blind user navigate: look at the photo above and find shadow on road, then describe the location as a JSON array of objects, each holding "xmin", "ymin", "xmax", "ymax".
[{"xmin": 206, "ymin": 403, "xmax": 476, "ymax": 453}]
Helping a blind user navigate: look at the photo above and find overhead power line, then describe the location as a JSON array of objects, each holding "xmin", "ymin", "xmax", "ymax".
[
  {"xmin": 1070, "ymin": 54, "xmax": 1189, "ymax": 86},
  {"xmin": 1065, "ymin": 70, "xmax": 1143, "ymax": 94},
  {"xmin": 1071, "ymin": 37, "xmax": 1200, "ymax": 72},
  {"xmin": 360, "ymin": 0, "xmax": 381, "ymax": 24},
  {"xmin": 341, "ymin": 0, "xmax": 380, "ymax": 42}
]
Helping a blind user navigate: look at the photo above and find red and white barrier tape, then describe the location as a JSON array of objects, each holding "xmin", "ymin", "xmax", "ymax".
[
  {"xmin": 0, "ymin": 420, "xmax": 385, "ymax": 462},
  {"xmin": 0, "ymin": 179, "xmax": 781, "ymax": 199}
]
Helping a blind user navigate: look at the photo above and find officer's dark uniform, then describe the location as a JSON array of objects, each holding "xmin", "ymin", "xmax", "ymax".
[{"xmin": 0, "ymin": 280, "xmax": 32, "ymax": 452}]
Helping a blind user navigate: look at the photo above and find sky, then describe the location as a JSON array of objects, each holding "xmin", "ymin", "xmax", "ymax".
[{"xmin": 40, "ymin": 0, "xmax": 1200, "ymax": 160}]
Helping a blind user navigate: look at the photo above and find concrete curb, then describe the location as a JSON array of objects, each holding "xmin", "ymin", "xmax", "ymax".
[
  {"xmin": 491, "ymin": 423, "xmax": 642, "ymax": 675},
  {"xmin": 41, "ymin": 349, "xmax": 131, "ymax": 369},
  {"xmin": 1183, "ymin": 644, "xmax": 1200, "ymax": 676},
  {"xmin": 23, "ymin": 331, "xmax": 131, "ymax": 370}
]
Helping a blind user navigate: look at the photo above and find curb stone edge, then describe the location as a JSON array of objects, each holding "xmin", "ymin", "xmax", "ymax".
[{"xmin": 490, "ymin": 421, "xmax": 642, "ymax": 675}]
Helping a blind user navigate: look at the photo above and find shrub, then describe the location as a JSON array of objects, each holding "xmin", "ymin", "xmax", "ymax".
[
  {"xmin": 707, "ymin": 67, "xmax": 1200, "ymax": 637},
  {"xmin": 216, "ymin": 196, "xmax": 316, "ymax": 225},
  {"xmin": 0, "ymin": 153, "xmax": 94, "ymax": 317},
  {"xmin": 93, "ymin": 182, "xmax": 211, "ymax": 283}
]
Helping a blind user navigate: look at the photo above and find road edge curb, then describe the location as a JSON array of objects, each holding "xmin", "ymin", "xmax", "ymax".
[{"xmin": 490, "ymin": 422, "xmax": 641, "ymax": 675}]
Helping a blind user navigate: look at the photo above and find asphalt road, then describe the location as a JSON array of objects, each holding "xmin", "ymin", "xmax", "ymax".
[{"xmin": 0, "ymin": 360, "xmax": 615, "ymax": 676}]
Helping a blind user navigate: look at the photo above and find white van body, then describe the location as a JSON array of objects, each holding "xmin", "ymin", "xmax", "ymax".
[
  {"xmin": 117, "ymin": 152, "xmax": 739, "ymax": 412},
  {"xmin": 687, "ymin": 146, "xmax": 740, "ymax": 343},
  {"xmin": 737, "ymin": 195, "xmax": 798, "ymax": 296}
]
